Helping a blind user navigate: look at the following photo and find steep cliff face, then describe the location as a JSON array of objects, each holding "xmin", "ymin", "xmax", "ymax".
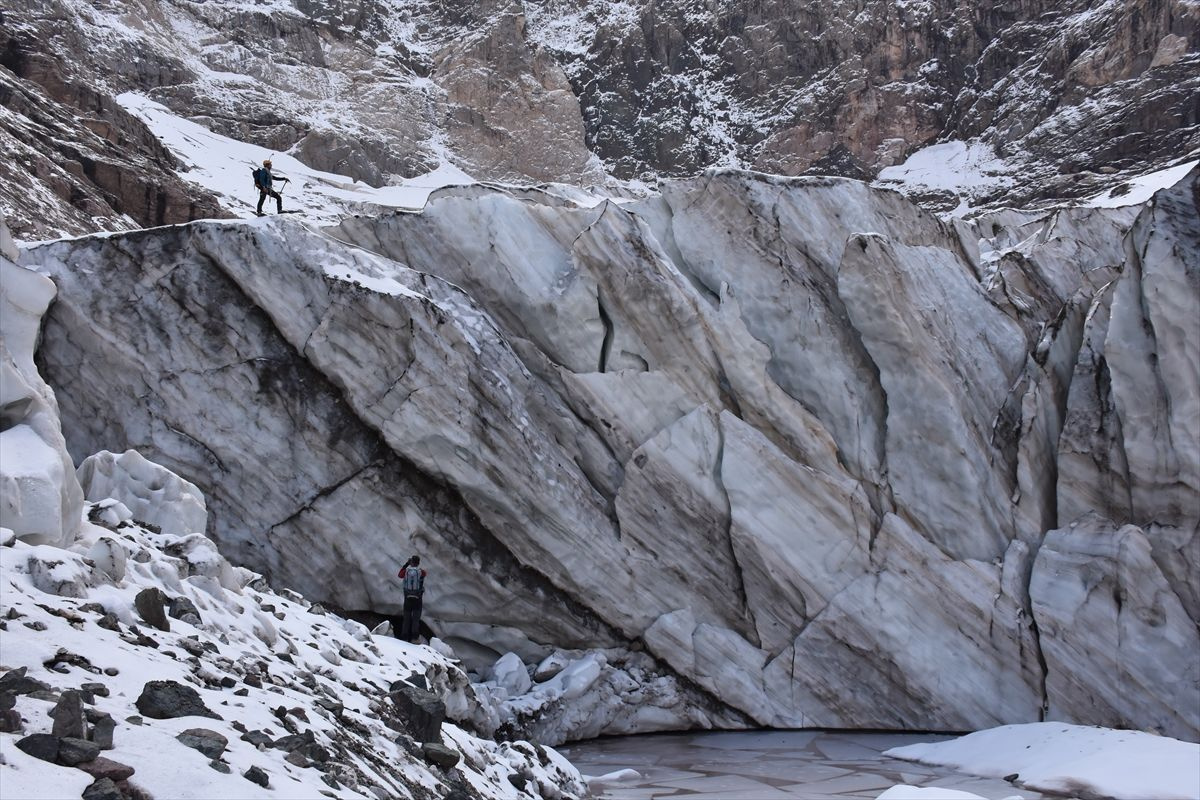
[
  {"xmin": 3, "ymin": 0, "xmax": 1196, "ymax": 235},
  {"xmin": 22, "ymin": 168, "xmax": 1199, "ymax": 740},
  {"xmin": 525, "ymin": 0, "xmax": 1199, "ymax": 200}
]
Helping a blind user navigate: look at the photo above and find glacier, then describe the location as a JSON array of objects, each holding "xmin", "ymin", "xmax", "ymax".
[{"xmin": 10, "ymin": 164, "xmax": 1198, "ymax": 746}]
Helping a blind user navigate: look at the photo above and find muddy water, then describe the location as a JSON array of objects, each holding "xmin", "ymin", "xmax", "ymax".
[{"xmin": 561, "ymin": 730, "xmax": 1055, "ymax": 800}]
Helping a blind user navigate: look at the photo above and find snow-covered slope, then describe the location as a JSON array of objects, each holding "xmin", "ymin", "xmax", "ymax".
[
  {"xmin": 116, "ymin": 94, "xmax": 476, "ymax": 224},
  {"xmin": 1, "ymin": 505, "xmax": 585, "ymax": 800}
]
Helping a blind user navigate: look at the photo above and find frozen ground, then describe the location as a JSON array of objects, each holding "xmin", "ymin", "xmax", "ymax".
[
  {"xmin": 887, "ymin": 723, "xmax": 1200, "ymax": 800},
  {"xmin": 873, "ymin": 140, "xmax": 1017, "ymax": 215},
  {"xmin": 565, "ymin": 727, "xmax": 1200, "ymax": 800},
  {"xmin": 561, "ymin": 730, "xmax": 1054, "ymax": 800}
]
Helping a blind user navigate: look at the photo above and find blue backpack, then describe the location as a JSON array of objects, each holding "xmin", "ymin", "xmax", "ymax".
[{"xmin": 402, "ymin": 566, "xmax": 423, "ymax": 596}]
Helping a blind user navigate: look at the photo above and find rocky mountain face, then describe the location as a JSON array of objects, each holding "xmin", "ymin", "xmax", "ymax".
[
  {"xmin": 2, "ymin": 0, "xmax": 1197, "ymax": 236},
  {"xmin": 526, "ymin": 0, "xmax": 1199, "ymax": 189},
  {"xmin": 17, "ymin": 165, "xmax": 1199, "ymax": 742}
]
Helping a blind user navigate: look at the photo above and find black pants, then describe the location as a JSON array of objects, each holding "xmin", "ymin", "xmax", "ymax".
[
  {"xmin": 400, "ymin": 595, "xmax": 423, "ymax": 642},
  {"xmin": 257, "ymin": 189, "xmax": 282, "ymax": 214}
]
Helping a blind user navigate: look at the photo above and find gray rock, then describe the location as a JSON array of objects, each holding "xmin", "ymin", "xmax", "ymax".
[
  {"xmin": 176, "ymin": 728, "xmax": 228, "ymax": 759},
  {"xmin": 209, "ymin": 759, "xmax": 231, "ymax": 774},
  {"xmin": 79, "ymin": 682, "xmax": 110, "ymax": 701},
  {"xmin": 56, "ymin": 736, "xmax": 101, "ymax": 766},
  {"xmin": 315, "ymin": 697, "xmax": 343, "ymax": 716},
  {"xmin": 0, "ymin": 708, "xmax": 22, "ymax": 733},
  {"xmin": 389, "ymin": 685, "xmax": 446, "ymax": 744},
  {"xmin": 273, "ymin": 730, "xmax": 330, "ymax": 762},
  {"xmin": 240, "ymin": 729, "xmax": 274, "ymax": 748},
  {"xmin": 82, "ymin": 777, "xmax": 122, "ymax": 800},
  {"xmin": 135, "ymin": 680, "xmax": 220, "ymax": 720},
  {"xmin": 15, "ymin": 733, "xmax": 59, "ymax": 763},
  {"xmin": 75, "ymin": 756, "xmax": 136, "ymax": 782},
  {"xmin": 0, "ymin": 667, "xmax": 49, "ymax": 696},
  {"xmin": 134, "ymin": 587, "xmax": 170, "ymax": 632},
  {"xmin": 86, "ymin": 710, "xmax": 115, "ymax": 749},
  {"xmin": 421, "ymin": 742, "xmax": 460, "ymax": 770},
  {"xmin": 272, "ymin": 730, "xmax": 315, "ymax": 753},
  {"xmin": 243, "ymin": 766, "xmax": 270, "ymax": 788},
  {"xmin": 50, "ymin": 691, "xmax": 86, "ymax": 739}
]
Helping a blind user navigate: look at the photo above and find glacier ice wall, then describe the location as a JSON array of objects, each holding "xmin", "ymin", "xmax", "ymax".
[{"xmin": 20, "ymin": 170, "xmax": 1200, "ymax": 740}]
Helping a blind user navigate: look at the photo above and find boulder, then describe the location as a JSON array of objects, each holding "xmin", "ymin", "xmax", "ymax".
[
  {"xmin": 243, "ymin": 766, "xmax": 270, "ymax": 788},
  {"xmin": 421, "ymin": 742, "xmax": 460, "ymax": 770},
  {"xmin": 51, "ymin": 690, "xmax": 86, "ymax": 739},
  {"xmin": 389, "ymin": 685, "xmax": 446, "ymax": 744},
  {"xmin": 167, "ymin": 595, "xmax": 202, "ymax": 624},
  {"xmin": 75, "ymin": 757, "xmax": 135, "ymax": 782},
  {"xmin": 135, "ymin": 680, "xmax": 220, "ymax": 720},
  {"xmin": 134, "ymin": 588, "xmax": 170, "ymax": 632},
  {"xmin": 86, "ymin": 537, "xmax": 127, "ymax": 583},
  {"xmin": 176, "ymin": 728, "xmax": 228, "ymax": 759},
  {"xmin": 16, "ymin": 733, "xmax": 59, "ymax": 763},
  {"xmin": 81, "ymin": 777, "xmax": 122, "ymax": 800},
  {"xmin": 86, "ymin": 711, "xmax": 115, "ymax": 749},
  {"xmin": 26, "ymin": 548, "xmax": 90, "ymax": 598},
  {"xmin": 0, "ymin": 708, "xmax": 22, "ymax": 733},
  {"xmin": 532, "ymin": 652, "xmax": 569, "ymax": 683},
  {"xmin": 57, "ymin": 736, "xmax": 102, "ymax": 766},
  {"xmin": 0, "ymin": 667, "xmax": 49, "ymax": 695},
  {"xmin": 240, "ymin": 729, "xmax": 273, "ymax": 748}
]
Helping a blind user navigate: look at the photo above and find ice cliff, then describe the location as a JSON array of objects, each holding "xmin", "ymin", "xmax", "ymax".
[
  {"xmin": 12, "ymin": 166, "xmax": 1200, "ymax": 744},
  {"xmin": 0, "ymin": 212, "xmax": 587, "ymax": 799}
]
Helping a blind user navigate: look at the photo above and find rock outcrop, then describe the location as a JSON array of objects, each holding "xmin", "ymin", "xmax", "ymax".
[{"xmin": 20, "ymin": 166, "xmax": 1199, "ymax": 741}]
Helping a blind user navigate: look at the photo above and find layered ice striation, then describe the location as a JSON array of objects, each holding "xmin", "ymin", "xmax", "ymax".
[{"xmin": 15, "ymin": 166, "xmax": 1200, "ymax": 743}]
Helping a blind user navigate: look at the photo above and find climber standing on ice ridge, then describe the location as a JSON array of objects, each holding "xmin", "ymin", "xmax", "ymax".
[
  {"xmin": 253, "ymin": 158, "xmax": 289, "ymax": 216},
  {"xmin": 398, "ymin": 555, "xmax": 426, "ymax": 643}
]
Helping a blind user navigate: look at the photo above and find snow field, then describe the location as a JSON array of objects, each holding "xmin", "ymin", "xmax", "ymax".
[
  {"xmin": 885, "ymin": 723, "xmax": 1200, "ymax": 800},
  {"xmin": 0, "ymin": 505, "xmax": 585, "ymax": 799}
]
